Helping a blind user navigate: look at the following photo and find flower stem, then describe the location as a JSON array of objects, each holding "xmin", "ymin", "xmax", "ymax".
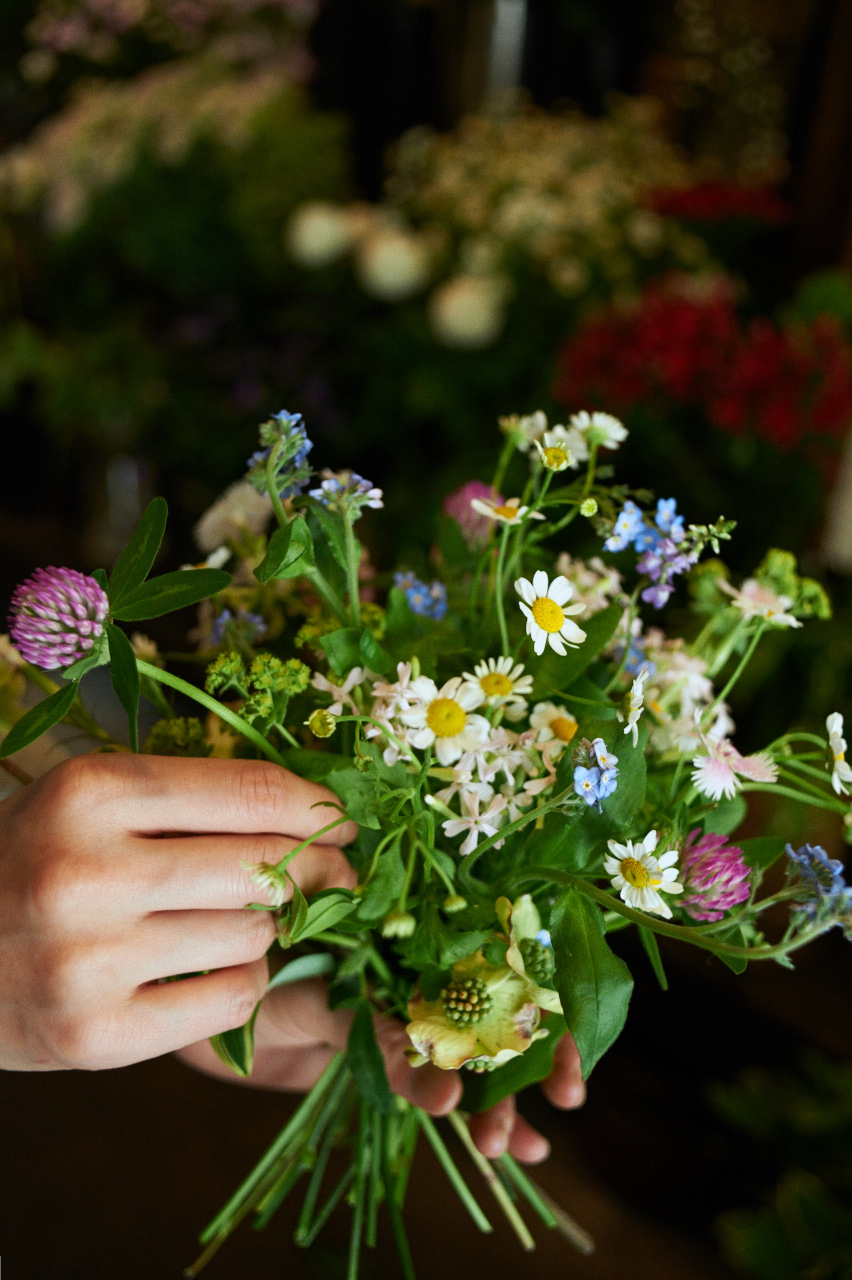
[
  {"xmin": 494, "ymin": 522, "xmax": 512, "ymax": 657},
  {"xmin": 342, "ymin": 511, "xmax": 361, "ymax": 629},
  {"xmin": 417, "ymin": 1113, "xmax": 493, "ymax": 1233},
  {"xmin": 703, "ymin": 621, "xmax": 767, "ymax": 724},
  {"xmin": 447, "ymin": 1112, "xmax": 535, "ymax": 1251},
  {"xmin": 135, "ymin": 660, "xmax": 288, "ymax": 764}
]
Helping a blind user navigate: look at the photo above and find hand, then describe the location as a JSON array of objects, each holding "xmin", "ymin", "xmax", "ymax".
[
  {"xmin": 177, "ymin": 978, "xmax": 585, "ymax": 1163},
  {"xmin": 0, "ymin": 753, "xmax": 357, "ymax": 1072}
]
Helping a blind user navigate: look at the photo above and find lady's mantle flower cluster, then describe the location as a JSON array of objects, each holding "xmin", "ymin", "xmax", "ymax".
[
  {"xmin": 605, "ymin": 497, "xmax": 698, "ymax": 608},
  {"xmin": 8, "ymin": 566, "xmax": 109, "ymax": 670}
]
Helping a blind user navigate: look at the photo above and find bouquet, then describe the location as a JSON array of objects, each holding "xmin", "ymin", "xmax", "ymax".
[{"xmin": 3, "ymin": 405, "xmax": 851, "ymax": 1278}]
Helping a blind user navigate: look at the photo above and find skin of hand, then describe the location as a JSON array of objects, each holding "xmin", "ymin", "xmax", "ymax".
[
  {"xmin": 0, "ymin": 753, "xmax": 357, "ymax": 1073},
  {"xmin": 177, "ymin": 979, "xmax": 586, "ymax": 1164}
]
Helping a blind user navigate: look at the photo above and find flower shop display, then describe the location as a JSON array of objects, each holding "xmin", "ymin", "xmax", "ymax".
[{"xmin": 2, "ymin": 401, "xmax": 850, "ymax": 1277}]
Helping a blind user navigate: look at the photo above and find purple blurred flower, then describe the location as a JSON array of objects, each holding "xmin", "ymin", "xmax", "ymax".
[
  {"xmin": 680, "ymin": 829, "xmax": 751, "ymax": 921},
  {"xmin": 210, "ymin": 609, "xmax": 266, "ymax": 647},
  {"xmin": 443, "ymin": 481, "xmax": 497, "ymax": 550},
  {"xmin": 9, "ymin": 567, "xmax": 109, "ymax": 670}
]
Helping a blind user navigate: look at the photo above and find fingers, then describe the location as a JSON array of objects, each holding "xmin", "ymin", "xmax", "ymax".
[
  {"xmin": 121, "ymin": 957, "xmax": 270, "ymax": 1068},
  {"xmin": 138, "ymin": 834, "xmax": 357, "ymax": 911},
  {"xmin": 540, "ymin": 1031, "xmax": 585, "ymax": 1110},
  {"xmin": 135, "ymin": 908, "xmax": 276, "ymax": 983},
  {"xmin": 375, "ymin": 1018, "xmax": 461, "ymax": 1116},
  {"xmin": 109, "ymin": 756, "xmax": 359, "ymax": 844},
  {"xmin": 469, "ymin": 1096, "xmax": 551, "ymax": 1164}
]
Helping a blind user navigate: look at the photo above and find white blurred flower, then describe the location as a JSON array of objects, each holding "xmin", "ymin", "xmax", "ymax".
[
  {"xmin": 194, "ymin": 479, "xmax": 272, "ymax": 553},
  {"xmin": 827, "ymin": 712, "xmax": 852, "ymax": 796},
  {"xmin": 287, "ymin": 200, "xmax": 359, "ymax": 267},
  {"xmin": 570, "ymin": 410, "xmax": 628, "ymax": 449},
  {"xmin": 428, "ymin": 274, "xmax": 508, "ymax": 348},
  {"xmin": 718, "ymin": 578, "xmax": 801, "ymax": 628},
  {"xmin": 355, "ymin": 225, "xmax": 432, "ymax": 300}
]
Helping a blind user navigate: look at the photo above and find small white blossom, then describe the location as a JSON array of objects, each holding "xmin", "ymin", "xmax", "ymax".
[
  {"xmin": 604, "ymin": 830, "xmax": 683, "ymax": 919},
  {"xmin": 618, "ymin": 669, "xmax": 649, "ymax": 747},
  {"xmin": 515, "ymin": 571, "xmax": 586, "ymax": 656},
  {"xmin": 442, "ymin": 790, "xmax": 507, "ymax": 856},
  {"xmin": 718, "ymin": 578, "xmax": 802, "ymax": 628},
  {"xmin": 827, "ymin": 712, "xmax": 852, "ymax": 796}
]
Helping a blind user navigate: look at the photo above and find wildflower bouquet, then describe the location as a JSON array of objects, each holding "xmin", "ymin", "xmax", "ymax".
[{"xmin": 3, "ymin": 406, "xmax": 851, "ymax": 1277}]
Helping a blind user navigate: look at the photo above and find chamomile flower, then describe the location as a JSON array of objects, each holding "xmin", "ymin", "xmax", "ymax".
[
  {"xmin": 604, "ymin": 830, "xmax": 683, "ymax": 918},
  {"xmin": 469, "ymin": 495, "xmax": 545, "ymax": 525},
  {"xmin": 515, "ymin": 571, "xmax": 587, "ymax": 656},
  {"xmin": 617, "ymin": 668, "xmax": 648, "ymax": 747},
  {"xmin": 534, "ymin": 429, "xmax": 573, "ymax": 472},
  {"xmin": 461, "ymin": 657, "xmax": 533, "ymax": 720},
  {"xmin": 570, "ymin": 409, "xmax": 628, "ymax": 449},
  {"xmin": 826, "ymin": 713, "xmax": 852, "ymax": 796},
  {"xmin": 399, "ymin": 676, "xmax": 490, "ymax": 766},
  {"xmin": 529, "ymin": 701, "xmax": 579, "ymax": 751}
]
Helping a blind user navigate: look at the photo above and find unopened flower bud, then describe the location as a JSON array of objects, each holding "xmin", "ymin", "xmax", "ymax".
[
  {"xmin": 580, "ymin": 498, "xmax": 598, "ymax": 517},
  {"xmin": 382, "ymin": 910, "xmax": 417, "ymax": 938},
  {"xmin": 306, "ymin": 708, "xmax": 337, "ymax": 738},
  {"xmin": 443, "ymin": 893, "xmax": 468, "ymax": 914},
  {"xmin": 243, "ymin": 860, "xmax": 289, "ymax": 908}
]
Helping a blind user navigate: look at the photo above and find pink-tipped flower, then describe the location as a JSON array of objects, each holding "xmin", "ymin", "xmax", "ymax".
[
  {"xmin": 680, "ymin": 829, "xmax": 751, "ymax": 922},
  {"xmin": 442, "ymin": 481, "xmax": 497, "ymax": 550},
  {"xmin": 9, "ymin": 567, "xmax": 109, "ymax": 670}
]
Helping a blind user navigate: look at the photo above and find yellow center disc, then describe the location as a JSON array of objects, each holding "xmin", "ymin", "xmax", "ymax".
[
  {"xmin": 531, "ymin": 597, "xmax": 565, "ymax": 633},
  {"xmin": 493, "ymin": 504, "xmax": 519, "ymax": 520},
  {"xmin": 620, "ymin": 856, "xmax": 650, "ymax": 889},
  {"xmin": 551, "ymin": 716, "xmax": 577, "ymax": 743},
  {"xmin": 543, "ymin": 446, "xmax": 569, "ymax": 469},
  {"xmin": 480, "ymin": 672, "xmax": 513, "ymax": 697},
  {"xmin": 426, "ymin": 698, "xmax": 467, "ymax": 738}
]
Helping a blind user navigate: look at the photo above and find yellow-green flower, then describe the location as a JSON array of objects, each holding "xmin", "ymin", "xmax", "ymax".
[{"xmin": 405, "ymin": 897, "xmax": 561, "ymax": 1071}]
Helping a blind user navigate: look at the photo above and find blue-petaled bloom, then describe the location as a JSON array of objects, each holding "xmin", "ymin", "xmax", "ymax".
[
  {"xmin": 603, "ymin": 500, "xmax": 645, "ymax": 552},
  {"xmin": 246, "ymin": 410, "xmax": 314, "ymax": 501},
  {"xmin": 598, "ymin": 768, "xmax": 618, "ymax": 800},
  {"xmin": 309, "ymin": 470, "xmax": 383, "ymax": 518},
  {"xmin": 210, "ymin": 608, "xmax": 266, "ymax": 647},
  {"xmin": 535, "ymin": 928, "xmax": 553, "ymax": 948},
  {"xmin": 786, "ymin": 842, "xmax": 849, "ymax": 925},
  {"xmin": 394, "ymin": 571, "xmax": 447, "ymax": 620},
  {"xmin": 591, "ymin": 737, "xmax": 618, "ymax": 772},
  {"xmin": 655, "ymin": 498, "xmax": 685, "ymax": 542},
  {"xmin": 574, "ymin": 765, "xmax": 602, "ymax": 806}
]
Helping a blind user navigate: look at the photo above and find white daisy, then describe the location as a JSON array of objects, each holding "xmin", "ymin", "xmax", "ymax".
[
  {"xmin": 399, "ymin": 676, "xmax": 490, "ymax": 766},
  {"xmin": 618, "ymin": 668, "xmax": 649, "ymax": 747},
  {"xmin": 505, "ymin": 409, "xmax": 548, "ymax": 453},
  {"xmin": 604, "ymin": 830, "xmax": 683, "ymax": 919},
  {"xmin": 515, "ymin": 571, "xmax": 587, "ymax": 656},
  {"xmin": 534, "ymin": 429, "xmax": 573, "ymax": 472},
  {"xmin": 529, "ymin": 701, "xmax": 579, "ymax": 752},
  {"xmin": 461, "ymin": 657, "xmax": 533, "ymax": 720},
  {"xmin": 469, "ymin": 495, "xmax": 546, "ymax": 525},
  {"xmin": 826, "ymin": 712, "xmax": 852, "ymax": 796},
  {"xmin": 569, "ymin": 410, "xmax": 628, "ymax": 449}
]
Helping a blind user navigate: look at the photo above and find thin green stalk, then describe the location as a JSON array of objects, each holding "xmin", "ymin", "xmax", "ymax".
[
  {"xmin": 342, "ymin": 510, "xmax": 361, "ymax": 628},
  {"xmin": 497, "ymin": 1155, "xmax": 557, "ymax": 1229},
  {"xmin": 782, "ymin": 758, "xmax": 834, "ymax": 786},
  {"xmin": 447, "ymin": 1112, "xmax": 535, "ymax": 1251},
  {"xmin": 494, "ymin": 522, "xmax": 512, "ymax": 657},
  {"xmin": 135, "ymin": 660, "xmax": 288, "ymax": 763},
  {"xmin": 381, "ymin": 1115, "xmax": 417, "ymax": 1280},
  {"xmin": 347, "ymin": 1103, "xmax": 371, "ymax": 1280},
  {"xmin": 265, "ymin": 441, "xmax": 289, "ymax": 530},
  {"xmin": 252, "ymin": 1157, "xmax": 307, "ymax": 1230},
  {"xmin": 305, "ymin": 565, "xmax": 349, "ymax": 627},
  {"xmin": 703, "ymin": 621, "xmax": 767, "ymax": 724},
  {"xmin": 418, "ymin": 1113, "xmax": 493, "ymax": 1233},
  {"xmin": 298, "ymin": 1166, "xmax": 355, "ymax": 1249},
  {"xmin": 365, "ymin": 1110, "xmax": 383, "ymax": 1248},
  {"xmin": 739, "ymin": 782, "xmax": 847, "ymax": 814},
  {"xmin": 706, "ymin": 616, "xmax": 746, "ymax": 680},
  {"xmin": 295, "ymin": 1076, "xmax": 355, "ymax": 1243}
]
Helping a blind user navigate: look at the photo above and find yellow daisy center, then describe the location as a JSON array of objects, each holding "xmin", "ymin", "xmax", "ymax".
[
  {"xmin": 551, "ymin": 716, "xmax": 578, "ymax": 743},
  {"xmin": 620, "ymin": 856, "xmax": 650, "ymax": 889},
  {"xmin": 426, "ymin": 697, "xmax": 467, "ymax": 738},
  {"xmin": 543, "ymin": 446, "xmax": 569, "ymax": 469},
  {"xmin": 493, "ymin": 504, "xmax": 520, "ymax": 520},
  {"xmin": 480, "ymin": 671, "xmax": 513, "ymax": 697},
  {"xmin": 836, "ymin": 750, "xmax": 845, "ymax": 763},
  {"xmin": 531, "ymin": 596, "xmax": 565, "ymax": 633},
  {"xmin": 649, "ymin": 698, "xmax": 664, "ymax": 716}
]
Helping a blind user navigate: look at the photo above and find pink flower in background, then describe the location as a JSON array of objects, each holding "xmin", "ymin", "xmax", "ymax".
[
  {"xmin": 9, "ymin": 566, "xmax": 109, "ymax": 670},
  {"xmin": 443, "ymin": 481, "xmax": 499, "ymax": 549},
  {"xmin": 680, "ymin": 829, "xmax": 751, "ymax": 921}
]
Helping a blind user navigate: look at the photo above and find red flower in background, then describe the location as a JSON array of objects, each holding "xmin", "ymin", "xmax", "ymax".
[
  {"xmin": 649, "ymin": 183, "xmax": 791, "ymax": 225},
  {"xmin": 555, "ymin": 277, "xmax": 852, "ymax": 454}
]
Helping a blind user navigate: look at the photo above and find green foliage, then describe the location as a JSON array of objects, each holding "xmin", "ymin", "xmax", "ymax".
[
  {"xmin": 462, "ymin": 1014, "xmax": 568, "ymax": 1112},
  {"xmin": 106, "ymin": 623, "xmax": 141, "ymax": 751},
  {"xmin": 210, "ymin": 1003, "xmax": 261, "ymax": 1079},
  {"xmin": 347, "ymin": 1001, "xmax": 392, "ymax": 1114},
  {"xmin": 111, "ymin": 568, "xmax": 231, "ymax": 621},
  {"xmin": 552, "ymin": 890, "xmax": 634, "ymax": 1079},
  {"xmin": 0, "ymin": 680, "xmax": 79, "ymax": 759},
  {"xmin": 144, "ymin": 716, "xmax": 211, "ymax": 757}
]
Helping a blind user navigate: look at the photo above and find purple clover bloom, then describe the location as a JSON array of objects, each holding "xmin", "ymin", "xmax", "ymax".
[
  {"xmin": 442, "ymin": 480, "xmax": 495, "ymax": 550},
  {"xmin": 680, "ymin": 829, "xmax": 751, "ymax": 922},
  {"xmin": 9, "ymin": 567, "xmax": 109, "ymax": 670}
]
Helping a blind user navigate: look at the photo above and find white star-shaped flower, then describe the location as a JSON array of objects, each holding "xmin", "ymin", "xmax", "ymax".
[
  {"xmin": 604, "ymin": 830, "xmax": 683, "ymax": 918},
  {"xmin": 515, "ymin": 571, "xmax": 586, "ymax": 656}
]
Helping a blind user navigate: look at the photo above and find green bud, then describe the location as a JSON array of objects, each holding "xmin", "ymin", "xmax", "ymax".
[{"xmin": 580, "ymin": 497, "xmax": 598, "ymax": 517}]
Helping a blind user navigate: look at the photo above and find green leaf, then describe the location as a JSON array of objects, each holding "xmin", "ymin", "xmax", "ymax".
[
  {"xmin": 347, "ymin": 1001, "xmax": 392, "ymax": 1114},
  {"xmin": 704, "ymin": 795, "xmax": 747, "ymax": 836},
  {"xmin": 61, "ymin": 630, "xmax": 109, "ymax": 680},
  {"xmin": 533, "ymin": 602, "xmax": 622, "ymax": 693},
  {"xmin": 110, "ymin": 568, "xmax": 231, "ymax": 621},
  {"xmin": 462, "ymin": 1014, "xmax": 568, "ymax": 1112},
  {"xmin": 319, "ymin": 628, "xmax": 363, "ymax": 677},
  {"xmin": 741, "ymin": 836, "xmax": 787, "ymax": 872},
  {"xmin": 437, "ymin": 928, "xmax": 493, "ymax": 966},
  {"xmin": 0, "ymin": 680, "xmax": 79, "ymax": 758},
  {"xmin": 552, "ymin": 890, "xmax": 633, "ymax": 1079},
  {"xmin": 277, "ymin": 880, "xmax": 309, "ymax": 948},
  {"xmin": 716, "ymin": 925, "xmax": 749, "ymax": 974},
  {"xmin": 254, "ymin": 522, "xmax": 293, "ymax": 584},
  {"xmin": 304, "ymin": 500, "xmax": 348, "ymax": 574},
  {"xmin": 105, "ymin": 624, "xmax": 140, "ymax": 752},
  {"xmin": 290, "ymin": 889, "xmax": 358, "ymax": 943},
  {"xmin": 356, "ymin": 840, "xmax": 406, "ymax": 923},
  {"xmin": 384, "ymin": 586, "xmax": 417, "ymax": 649},
  {"xmin": 209, "ymin": 1002, "xmax": 260, "ymax": 1078},
  {"xmin": 267, "ymin": 952, "xmax": 335, "ymax": 990},
  {"xmin": 359, "ymin": 630, "xmax": 393, "ymax": 675},
  {"xmin": 107, "ymin": 497, "xmax": 168, "ymax": 606},
  {"xmin": 91, "ymin": 568, "xmax": 108, "ymax": 591},
  {"xmin": 325, "ymin": 766, "xmax": 383, "ymax": 829},
  {"xmin": 638, "ymin": 925, "xmax": 668, "ymax": 991}
]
